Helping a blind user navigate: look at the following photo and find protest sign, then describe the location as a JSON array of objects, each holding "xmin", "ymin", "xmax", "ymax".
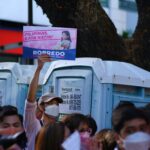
[
  {"xmin": 62, "ymin": 131, "xmax": 81, "ymax": 150},
  {"xmin": 23, "ymin": 26, "xmax": 77, "ymax": 60}
]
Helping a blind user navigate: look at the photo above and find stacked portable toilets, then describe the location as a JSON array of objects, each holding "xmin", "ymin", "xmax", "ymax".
[
  {"xmin": 41, "ymin": 58, "xmax": 150, "ymax": 130},
  {"xmin": 1, "ymin": 58, "xmax": 150, "ymax": 130}
]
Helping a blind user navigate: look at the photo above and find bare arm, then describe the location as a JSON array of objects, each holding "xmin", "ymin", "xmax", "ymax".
[{"xmin": 27, "ymin": 55, "xmax": 51, "ymax": 103}]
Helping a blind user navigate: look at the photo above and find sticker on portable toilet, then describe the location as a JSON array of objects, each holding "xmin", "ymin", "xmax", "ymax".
[
  {"xmin": 59, "ymin": 87, "xmax": 82, "ymax": 114},
  {"xmin": 23, "ymin": 26, "xmax": 77, "ymax": 60}
]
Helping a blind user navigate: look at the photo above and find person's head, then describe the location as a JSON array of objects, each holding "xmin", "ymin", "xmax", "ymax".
[
  {"xmin": 0, "ymin": 106, "xmax": 24, "ymax": 135},
  {"xmin": 95, "ymin": 129, "xmax": 117, "ymax": 150},
  {"xmin": 63, "ymin": 113, "xmax": 87, "ymax": 134},
  {"xmin": 112, "ymin": 107, "xmax": 149, "ymax": 150},
  {"xmin": 35, "ymin": 122, "xmax": 70, "ymax": 150},
  {"xmin": 85, "ymin": 115, "xmax": 97, "ymax": 137},
  {"xmin": 112, "ymin": 101, "xmax": 135, "ymax": 135},
  {"xmin": 61, "ymin": 31, "xmax": 71, "ymax": 41},
  {"xmin": 36, "ymin": 93, "xmax": 63, "ymax": 125}
]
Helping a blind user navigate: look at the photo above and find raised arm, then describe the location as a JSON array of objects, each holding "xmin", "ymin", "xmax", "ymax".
[{"xmin": 27, "ymin": 55, "xmax": 51, "ymax": 103}]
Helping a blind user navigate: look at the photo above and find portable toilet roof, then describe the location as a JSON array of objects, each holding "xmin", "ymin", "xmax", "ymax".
[
  {"xmin": 20, "ymin": 62, "xmax": 51, "ymax": 84},
  {"xmin": 0, "ymin": 62, "xmax": 22, "ymax": 82},
  {"xmin": 43, "ymin": 57, "xmax": 150, "ymax": 88},
  {"xmin": 0, "ymin": 62, "xmax": 50, "ymax": 85},
  {"xmin": 0, "ymin": 62, "xmax": 36, "ymax": 84}
]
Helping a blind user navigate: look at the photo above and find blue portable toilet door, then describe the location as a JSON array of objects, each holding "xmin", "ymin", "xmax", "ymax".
[
  {"xmin": 0, "ymin": 72, "xmax": 12, "ymax": 106},
  {"xmin": 0, "ymin": 80, "xmax": 6, "ymax": 106},
  {"xmin": 50, "ymin": 69, "xmax": 93, "ymax": 115}
]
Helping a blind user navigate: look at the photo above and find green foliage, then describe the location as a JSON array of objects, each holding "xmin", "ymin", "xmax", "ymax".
[{"xmin": 122, "ymin": 31, "xmax": 132, "ymax": 39}]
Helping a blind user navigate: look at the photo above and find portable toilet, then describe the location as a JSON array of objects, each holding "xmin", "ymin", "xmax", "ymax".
[
  {"xmin": 0, "ymin": 62, "xmax": 51, "ymax": 114},
  {"xmin": 0, "ymin": 62, "xmax": 28, "ymax": 114},
  {"xmin": 40, "ymin": 58, "xmax": 150, "ymax": 130}
]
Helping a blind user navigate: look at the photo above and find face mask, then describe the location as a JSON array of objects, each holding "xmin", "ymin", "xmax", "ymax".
[
  {"xmin": 44, "ymin": 104, "xmax": 59, "ymax": 118},
  {"xmin": 124, "ymin": 132, "xmax": 150, "ymax": 150},
  {"xmin": 80, "ymin": 131, "xmax": 90, "ymax": 138}
]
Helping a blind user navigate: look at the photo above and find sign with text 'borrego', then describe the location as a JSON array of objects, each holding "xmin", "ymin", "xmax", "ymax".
[{"xmin": 23, "ymin": 26, "xmax": 77, "ymax": 60}]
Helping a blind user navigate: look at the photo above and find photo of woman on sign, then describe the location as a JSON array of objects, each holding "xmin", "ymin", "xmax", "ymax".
[{"xmin": 53, "ymin": 31, "xmax": 72, "ymax": 50}]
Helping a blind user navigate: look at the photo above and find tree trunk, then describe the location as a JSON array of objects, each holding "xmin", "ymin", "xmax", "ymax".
[
  {"xmin": 35, "ymin": 0, "xmax": 126, "ymax": 61},
  {"xmin": 131, "ymin": 0, "xmax": 150, "ymax": 70}
]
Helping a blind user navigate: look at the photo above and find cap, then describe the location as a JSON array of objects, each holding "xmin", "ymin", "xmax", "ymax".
[{"xmin": 38, "ymin": 93, "xmax": 63, "ymax": 105}]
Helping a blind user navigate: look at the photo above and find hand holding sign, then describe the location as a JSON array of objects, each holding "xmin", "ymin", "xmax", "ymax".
[{"xmin": 37, "ymin": 54, "xmax": 52, "ymax": 70}]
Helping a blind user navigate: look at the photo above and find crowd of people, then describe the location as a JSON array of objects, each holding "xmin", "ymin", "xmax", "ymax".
[{"xmin": 0, "ymin": 55, "xmax": 150, "ymax": 150}]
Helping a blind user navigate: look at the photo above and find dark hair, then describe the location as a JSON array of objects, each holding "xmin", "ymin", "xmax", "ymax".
[
  {"xmin": 0, "ymin": 105, "xmax": 23, "ymax": 126},
  {"xmin": 112, "ymin": 101, "xmax": 135, "ymax": 133},
  {"xmin": 35, "ymin": 122, "xmax": 67, "ymax": 150},
  {"xmin": 0, "ymin": 105, "xmax": 18, "ymax": 123},
  {"xmin": 115, "ymin": 101, "xmax": 135, "ymax": 110},
  {"xmin": 112, "ymin": 107, "xmax": 149, "ymax": 133},
  {"xmin": 95, "ymin": 129, "xmax": 117, "ymax": 150},
  {"xmin": 63, "ymin": 113, "xmax": 86, "ymax": 134},
  {"xmin": 62, "ymin": 31, "xmax": 71, "ymax": 42},
  {"xmin": 85, "ymin": 115, "xmax": 97, "ymax": 136}
]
